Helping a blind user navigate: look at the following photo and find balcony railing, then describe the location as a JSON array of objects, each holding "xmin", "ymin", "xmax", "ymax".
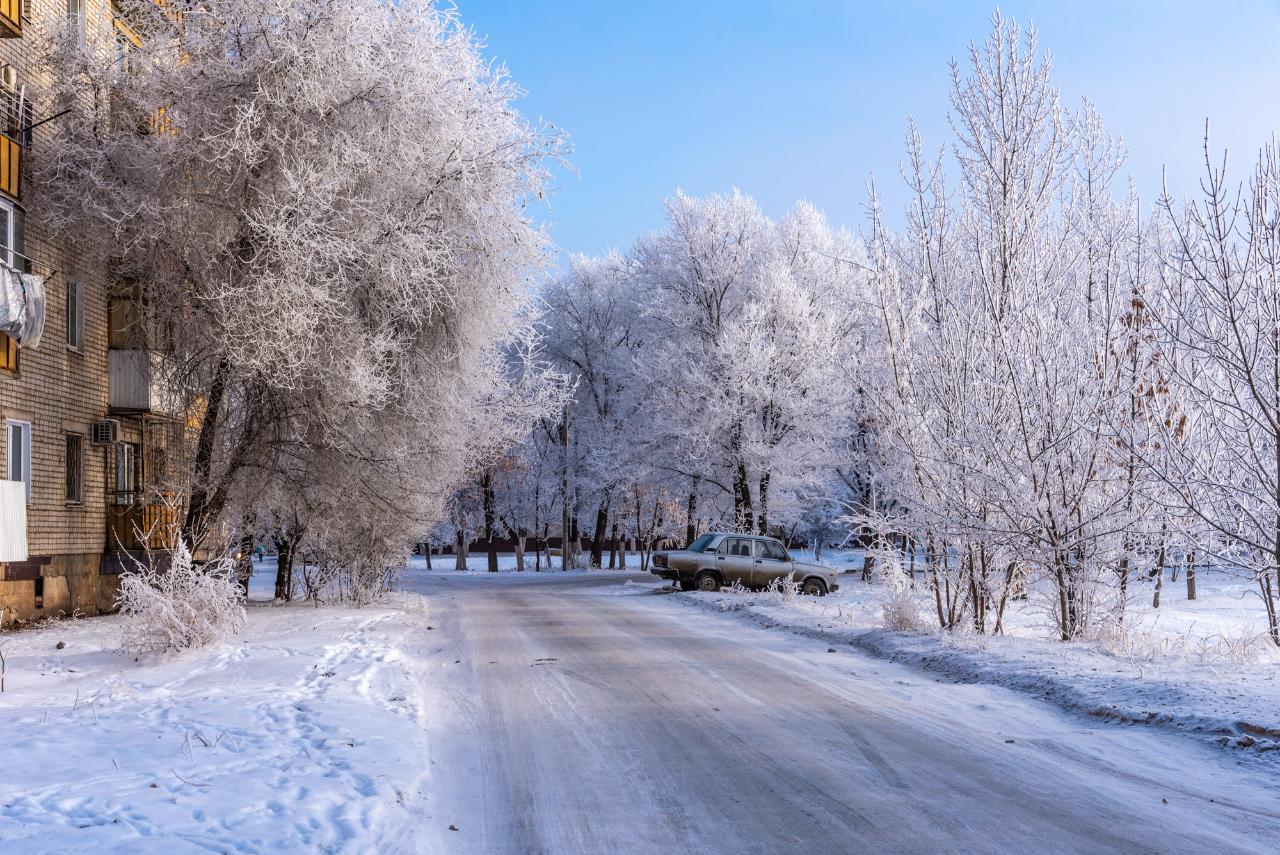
[{"xmin": 0, "ymin": 0, "xmax": 20, "ymax": 38}]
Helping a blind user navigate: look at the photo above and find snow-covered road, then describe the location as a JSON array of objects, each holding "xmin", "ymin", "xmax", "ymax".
[{"xmin": 410, "ymin": 573, "xmax": 1280, "ymax": 855}]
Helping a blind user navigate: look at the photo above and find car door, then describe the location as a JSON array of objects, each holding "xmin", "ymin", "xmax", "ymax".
[
  {"xmin": 753, "ymin": 538, "xmax": 793, "ymax": 588},
  {"xmin": 716, "ymin": 537, "xmax": 754, "ymax": 587}
]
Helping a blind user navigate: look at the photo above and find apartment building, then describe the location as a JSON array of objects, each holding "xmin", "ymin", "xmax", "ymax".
[{"xmin": 0, "ymin": 0, "xmax": 174, "ymax": 624}]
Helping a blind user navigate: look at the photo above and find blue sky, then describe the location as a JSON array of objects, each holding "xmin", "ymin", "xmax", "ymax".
[{"xmin": 455, "ymin": 1, "xmax": 1280, "ymax": 269}]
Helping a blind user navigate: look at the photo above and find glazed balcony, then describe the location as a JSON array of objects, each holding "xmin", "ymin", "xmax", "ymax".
[{"xmin": 0, "ymin": 0, "xmax": 20, "ymax": 39}]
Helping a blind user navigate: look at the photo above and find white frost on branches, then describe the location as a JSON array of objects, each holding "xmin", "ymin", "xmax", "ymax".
[{"xmin": 118, "ymin": 545, "xmax": 246, "ymax": 654}]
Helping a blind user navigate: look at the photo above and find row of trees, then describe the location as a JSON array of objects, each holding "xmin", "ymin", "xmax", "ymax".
[
  {"xmin": 439, "ymin": 190, "xmax": 869, "ymax": 574},
  {"xmin": 452, "ymin": 13, "xmax": 1280, "ymax": 646}
]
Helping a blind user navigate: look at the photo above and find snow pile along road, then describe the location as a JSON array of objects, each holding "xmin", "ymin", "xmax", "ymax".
[
  {"xmin": 674, "ymin": 575, "xmax": 1280, "ymax": 754},
  {"xmin": 0, "ymin": 597, "xmax": 443, "ymax": 853}
]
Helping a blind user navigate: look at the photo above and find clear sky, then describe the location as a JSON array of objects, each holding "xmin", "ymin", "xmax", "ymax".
[{"xmin": 454, "ymin": 1, "xmax": 1280, "ymax": 269}]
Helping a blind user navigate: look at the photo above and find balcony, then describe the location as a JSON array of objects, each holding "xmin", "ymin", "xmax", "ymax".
[
  {"xmin": 107, "ymin": 496, "xmax": 177, "ymax": 552},
  {"xmin": 0, "ymin": 134, "xmax": 19, "ymax": 201},
  {"xmin": 0, "ymin": 0, "xmax": 20, "ymax": 38},
  {"xmin": 108, "ymin": 349, "xmax": 183, "ymax": 417}
]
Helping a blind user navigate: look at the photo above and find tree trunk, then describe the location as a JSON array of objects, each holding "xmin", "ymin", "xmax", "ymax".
[
  {"xmin": 513, "ymin": 530, "xmax": 526, "ymax": 572},
  {"xmin": 482, "ymin": 470, "xmax": 498, "ymax": 573},
  {"xmin": 273, "ymin": 531, "xmax": 298, "ymax": 601},
  {"xmin": 425, "ymin": 543, "xmax": 432, "ymax": 571},
  {"xmin": 685, "ymin": 483, "xmax": 699, "ymax": 546},
  {"xmin": 561, "ymin": 405, "xmax": 572, "ymax": 571},
  {"xmin": 455, "ymin": 530, "xmax": 468, "ymax": 571},
  {"xmin": 1153, "ymin": 522, "xmax": 1168, "ymax": 609},
  {"xmin": 181, "ymin": 358, "xmax": 231, "ymax": 550},
  {"xmin": 234, "ymin": 513, "xmax": 255, "ymax": 597},
  {"xmin": 1185, "ymin": 551, "xmax": 1196, "ymax": 600},
  {"xmin": 757, "ymin": 471, "xmax": 770, "ymax": 535},
  {"xmin": 608, "ymin": 522, "xmax": 618, "ymax": 569},
  {"xmin": 589, "ymin": 502, "xmax": 608, "ymax": 568}
]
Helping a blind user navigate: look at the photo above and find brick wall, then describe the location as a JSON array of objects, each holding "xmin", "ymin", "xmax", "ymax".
[{"xmin": 0, "ymin": 0, "xmax": 129, "ymax": 622}]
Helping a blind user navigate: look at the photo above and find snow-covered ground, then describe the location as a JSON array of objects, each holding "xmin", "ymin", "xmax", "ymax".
[
  {"xmin": 3, "ymin": 556, "xmax": 1279, "ymax": 852},
  {"xmin": 675, "ymin": 550, "xmax": 1280, "ymax": 752},
  {"xmin": 0, "ymin": 596, "xmax": 444, "ymax": 853}
]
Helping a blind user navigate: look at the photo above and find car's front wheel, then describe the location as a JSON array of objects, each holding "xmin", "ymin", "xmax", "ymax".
[
  {"xmin": 802, "ymin": 578, "xmax": 828, "ymax": 597},
  {"xmin": 694, "ymin": 570, "xmax": 722, "ymax": 592}
]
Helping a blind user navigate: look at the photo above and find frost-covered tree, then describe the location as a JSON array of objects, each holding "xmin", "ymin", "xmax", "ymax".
[
  {"xmin": 1151, "ymin": 133, "xmax": 1280, "ymax": 644},
  {"xmin": 541, "ymin": 253, "xmax": 646, "ymax": 565},
  {"xmin": 860, "ymin": 14, "xmax": 1152, "ymax": 639},
  {"xmin": 33, "ymin": 0, "xmax": 565, "ymax": 567},
  {"xmin": 633, "ymin": 191, "xmax": 867, "ymax": 536}
]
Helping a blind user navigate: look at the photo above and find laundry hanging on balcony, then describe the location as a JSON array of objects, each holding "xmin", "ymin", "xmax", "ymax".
[{"xmin": 0, "ymin": 264, "xmax": 44, "ymax": 348}]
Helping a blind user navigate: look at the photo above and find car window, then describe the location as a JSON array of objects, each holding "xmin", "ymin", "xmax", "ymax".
[
  {"xmin": 759, "ymin": 540, "xmax": 789, "ymax": 561},
  {"xmin": 688, "ymin": 533, "xmax": 716, "ymax": 553},
  {"xmin": 720, "ymin": 537, "xmax": 750, "ymax": 556}
]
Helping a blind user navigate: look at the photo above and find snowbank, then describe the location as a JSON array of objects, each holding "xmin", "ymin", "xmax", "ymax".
[{"xmin": 675, "ymin": 567, "xmax": 1280, "ymax": 755}]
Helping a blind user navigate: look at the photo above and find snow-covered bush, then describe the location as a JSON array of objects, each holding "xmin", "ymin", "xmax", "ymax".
[
  {"xmin": 765, "ymin": 573, "xmax": 800, "ymax": 604},
  {"xmin": 118, "ymin": 544, "xmax": 246, "ymax": 654},
  {"xmin": 879, "ymin": 551, "xmax": 924, "ymax": 633}
]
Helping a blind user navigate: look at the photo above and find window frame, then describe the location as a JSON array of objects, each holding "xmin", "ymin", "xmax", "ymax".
[
  {"xmin": 64, "ymin": 432, "xmax": 83, "ymax": 504},
  {"xmin": 0, "ymin": 196, "xmax": 14, "ymax": 269},
  {"xmin": 5, "ymin": 418, "xmax": 31, "ymax": 502},
  {"xmin": 66, "ymin": 280, "xmax": 84, "ymax": 353},
  {"xmin": 67, "ymin": 0, "xmax": 85, "ymax": 47},
  {"xmin": 0, "ymin": 332, "xmax": 15, "ymax": 371},
  {"xmin": 757, "ymin": 539, "xmax": 790, "ymax": 561},
  {"xmin": 114, "ymin": 440, "xmax": 140, "ymax": 503}
]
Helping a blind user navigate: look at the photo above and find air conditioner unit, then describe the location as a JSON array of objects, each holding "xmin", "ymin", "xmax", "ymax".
[
  {"xmin": 90, "ymin": 419, "xmax": 120, "ymax": 445},
  {"xmin": 0, "ymin": 67, "xmax": 16, "ymax": 92}
]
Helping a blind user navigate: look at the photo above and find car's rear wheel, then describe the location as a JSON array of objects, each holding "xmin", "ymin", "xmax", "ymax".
[
  {"xmin": 694, "ymin": 570, "xmax": 722, "ymax": 592},
  {"xmin": 802, "ymin": 578, "xmax": 828, "ymax": 597}
]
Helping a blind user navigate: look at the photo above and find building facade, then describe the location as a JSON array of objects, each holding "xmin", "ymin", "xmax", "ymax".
[{"xmin": 0, "ymin": 0, "xmax": 168, "ymax": 625}]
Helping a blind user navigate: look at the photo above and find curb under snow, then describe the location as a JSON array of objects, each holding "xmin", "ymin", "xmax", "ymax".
[{"xmin": 673, "ymin": 591, "xmax": 1280, "ymax": 756}]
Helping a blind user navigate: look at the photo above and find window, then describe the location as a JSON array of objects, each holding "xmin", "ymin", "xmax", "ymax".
[
  {"xmin": 719, "ymin": 537, "xmax": 752, "ymax": 557},
  {"xmin": 109, "ymin": 291, "xmax": 142, "ymax": 347},
  {"xmin": 0, "ymin": 197, "xmax": 13, "ymax": 267},
  {"xmin": 758, "ymin": 539, "xmax": 790, "ymax": 561},
  {"xmin": 66, "ymin": 281, "xmax": 84, "ymax": 352},
  {"xmin": 112, "ymin": 2, "xmax": 142, "ymax": 73},
  {"xmin": 0, "ymin": 332, "xmax": 14, "ymax": 370},
  {"xmin": 114, "ymin": 440, "xmax": 139, "ymax": 503},
  {"xmin": 67, "ymin": 0, "xmax": 84, "ymax": 46},
  {"xmin": 687, "ymin": 533, "xmax": 716, "ymax": 553},
  {"xmin": 64, "ymin": 433, "xmax": 82, "ymax": 503},
  {"xmin": 5, "ymin": 419, "xmax": 30, "ymax": 502}
]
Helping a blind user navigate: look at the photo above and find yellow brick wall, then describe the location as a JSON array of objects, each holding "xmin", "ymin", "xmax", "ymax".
[{"xmin": 0, "ymin": 0, "xmax": 131, "ymax": 622}]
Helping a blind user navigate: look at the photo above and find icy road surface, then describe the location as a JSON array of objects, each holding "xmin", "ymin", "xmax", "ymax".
[{"xmin": 410, "ymin": 572, "xmax": 1280, "ymax": 855}]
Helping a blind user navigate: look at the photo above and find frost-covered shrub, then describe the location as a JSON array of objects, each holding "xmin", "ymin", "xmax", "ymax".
[
  {"xmin": 765, "ymin": 573, "xmax": 800, "ymax": 604},
  {"xmin": 117, "ymin": 544, "xmax": 246, "ymax": 654},
  {"xmin": 879, "ymin": 551, "xmax": 924, "ymax": 632}
]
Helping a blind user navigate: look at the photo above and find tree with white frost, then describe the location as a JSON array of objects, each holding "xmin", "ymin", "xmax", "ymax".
[
  {"xmin": 861, "ymin": 14, "xmax": 1153, "ymax": 639},
  {"xmin": 1151, "ymin": 134, "xmax": 1280, "ymax": 644},
  {"xmin": 633, "ymin": 191, "xmax": 866, "ymax": 537},
  {"xmin": 33, "ymin": 0, "xmax": 564, "ymax": 570},
  {"xmin": 541, "ymin": 253, "xmax": 647, "ymax": 566}
]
